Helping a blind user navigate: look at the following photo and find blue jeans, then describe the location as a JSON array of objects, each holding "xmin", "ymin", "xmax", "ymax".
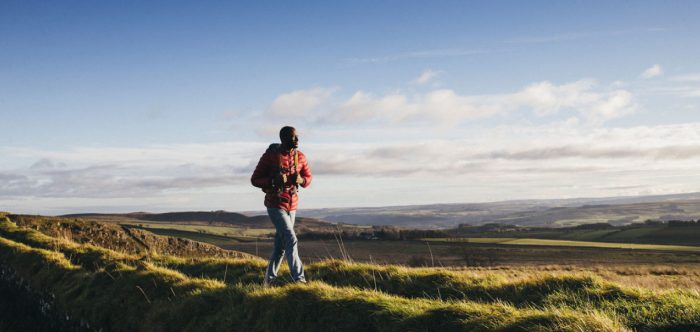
[{"xmin": 265, "ymin": 208, "xmax": 305, "ymax": 282}]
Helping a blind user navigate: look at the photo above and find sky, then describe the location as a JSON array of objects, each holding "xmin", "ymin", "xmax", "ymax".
[{"xmin": 2, "ymin": 1, "xmax": 700, "ymax": 215}]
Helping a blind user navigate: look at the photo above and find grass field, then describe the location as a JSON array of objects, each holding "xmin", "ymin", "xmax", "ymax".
[
  {"xmin": 120, "ymin": 221, "xmax": 273, "ymax": 238},
  {"xmin": 3, "ymin": 214, "xmax": 700, "ymax": 331},
  {"xmin": 424, "ymin": 237, "xmax": 700, "ymax": 252}
]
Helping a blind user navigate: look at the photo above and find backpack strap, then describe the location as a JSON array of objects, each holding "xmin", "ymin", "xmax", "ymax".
[
  {"xmin": 293, "ymin": 149, "xmax": 300, "ymax": 190},
  {"xmin": 294, "ymin": 149, "xmax": 299, "ymax": 173}
]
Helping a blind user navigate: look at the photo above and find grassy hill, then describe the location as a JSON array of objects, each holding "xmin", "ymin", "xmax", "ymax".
[{"xmin": 1, "ymin": 212, "xmax": 700, "ymax": 331}]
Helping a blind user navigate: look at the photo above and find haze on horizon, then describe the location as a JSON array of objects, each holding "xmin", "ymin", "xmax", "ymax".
[{"xmin": 2, "ymin": 1, "xmax": 700, "ymax": 215}]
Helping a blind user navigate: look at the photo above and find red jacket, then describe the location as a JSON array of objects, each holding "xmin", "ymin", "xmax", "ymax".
[{"xmin": 251, "ymin": 144, "xmax": 312, "ymax": 211}]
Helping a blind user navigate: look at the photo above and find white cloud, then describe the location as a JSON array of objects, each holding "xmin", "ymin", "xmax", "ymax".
[
  {"xmin": 268, "ymin": 87, "xmax": 335, "ymax": 117},
  {"xmin": 641, "ymin": 64, "xmax": 663, "ymax": 79},
  {"xmin": 584, "ymin": 90, "xmax": 637, "ymax": 123},
  {"xmin": 332, "ymin": 91, "xmax": 399, "ymax": 123},
  {"xmin": 412, "ymin": 69, "xmax": 440, "ymax": 85},
  {"xmin": 512, "ymin": 80, "xmax": 600, "ymax": 116}
]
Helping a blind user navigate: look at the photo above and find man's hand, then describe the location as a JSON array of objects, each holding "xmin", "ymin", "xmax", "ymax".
[{"xmin": 290, "ymin": 173, "xmax": 305, "ymax": 185}]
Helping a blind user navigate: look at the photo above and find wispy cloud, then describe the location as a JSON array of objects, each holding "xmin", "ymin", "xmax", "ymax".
[
  {"xmin": 505, "ymin": 32, "xmax": 593, "ymax": 44},
  {"xmin": 670, "ymin": 73, "xmax": 700, "ymax": 82},
  {"xmin": 411, "ymin": 69, "xmax": 441, "ymax": 85},
  {"xmin": 347, "ymin": 28, "xmax": 668, "ymax": 65},
  {"xmin": 347, "ymin": 48, "xmax": 490, "ymax": 63},
  {"xmin": 646, "ymin": 86, "xmax": 700, "ymax": 98},
  {"xmin": 484, "ymin": 144, "xmax": 700, "ymax": 160},
  {"xmin": 640, "ymin": 64, "xmax": 663, "ymax": 79},
  {"xmin": 505, "ymin": 27, "xmax": 670, "ymax": 45},
  {"xmin": 0, "ymin": 165, "xmax": 247, "ymax": 198},
  {"xmin": 642, "ymin": 71, "xmax": 700, "ymax": 98}
]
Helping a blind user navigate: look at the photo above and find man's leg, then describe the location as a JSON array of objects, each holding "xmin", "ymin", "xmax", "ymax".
[
  {"xmin": 264, "ymin": 209, "xmax": 286, "ymax": 284},
  {"xmin": 284, "ymin": 210, "xmax": 305, "ymax": 282}
]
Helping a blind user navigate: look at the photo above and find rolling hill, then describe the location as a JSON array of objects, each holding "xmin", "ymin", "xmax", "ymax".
[
  {"xmin": 61, "ymin": 210, "xmax": 335, "ymax": 230},
  {"xmin": 2, "ymin": 211, "xmax": 700, "ymax": 331}
]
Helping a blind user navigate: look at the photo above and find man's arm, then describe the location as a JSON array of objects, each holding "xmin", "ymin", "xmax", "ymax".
[{"xmin": 297, "ymin": 151, "xmax": 312, "ymax": 188}]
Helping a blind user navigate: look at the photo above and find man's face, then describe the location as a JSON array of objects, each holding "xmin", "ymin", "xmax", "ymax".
[{"xmin": 281, "ymin": 129, "xmax": 299, "ymax": 149}]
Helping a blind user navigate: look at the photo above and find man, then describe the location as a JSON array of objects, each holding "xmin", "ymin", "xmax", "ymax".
[{"xmin": 251, "ymin": 126, "xmax": 312, "ymax": 285}]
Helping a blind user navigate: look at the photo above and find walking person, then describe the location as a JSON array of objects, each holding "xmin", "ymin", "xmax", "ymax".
[{"xmin": 251, "ymin": 126, "xmax": 312, "ymax": 285}]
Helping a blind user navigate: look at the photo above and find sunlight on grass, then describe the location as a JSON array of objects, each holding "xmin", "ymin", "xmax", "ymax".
[{"xmin": 1, "ymin": 216, "xmax": 699, "ymax": 331}]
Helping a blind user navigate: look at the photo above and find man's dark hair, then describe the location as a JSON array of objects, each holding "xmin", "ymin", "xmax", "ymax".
[{"xmin": 279, "ymin": 126, "xmax": 295, "ymax": 140}]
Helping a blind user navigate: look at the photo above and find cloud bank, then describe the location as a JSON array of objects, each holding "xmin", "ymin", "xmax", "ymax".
[
  {"xmin": 3, "ymin": 74, "xmax": 698, "ymax": 213},
  {"xmin": 266, "ymin": 79, "xmax": 638, "ymax": 127},
  {"xmin": 3, "ymin": 122, "xmax": 700, "ymax": 203}
]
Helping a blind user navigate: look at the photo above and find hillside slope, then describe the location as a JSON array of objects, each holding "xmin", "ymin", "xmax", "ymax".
[
  {"xmin": 7, "ymin": 214, "xmax": 252, "ymax": 258},
  {"xmin": 1, "ymin": 212, "xmax": 699, "ymax": 331}
]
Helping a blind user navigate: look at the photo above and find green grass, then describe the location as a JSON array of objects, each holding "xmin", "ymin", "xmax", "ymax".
[
  {"xmin": 120, "ymin": 221, "xmax": 273, "ymax": 238},
  {"xmin": 425, "ymin": 237, "xmax": 700, "ymax": 252},
  {"xmin": 2, "ymin": 215, "xmax": 700, "ymax": 331},
  {"xmin": 134, "ymin": 227, "xmax": 242, "ymax": 247}
]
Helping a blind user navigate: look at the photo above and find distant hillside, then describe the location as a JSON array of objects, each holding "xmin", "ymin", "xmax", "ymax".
[
  {"xmin": 62, "ymin": 210, "xmax": 333, "ymax": 229},
  {"xmin": 299, "ymin": 192, "xmax": 700, "ymax": 229},
  {"xmin": 61, "ymin": 192, "xmax": 700, "ymax": 229}
]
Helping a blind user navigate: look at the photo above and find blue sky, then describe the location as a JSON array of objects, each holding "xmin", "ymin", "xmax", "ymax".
[{"xmin": 2, "ymin": 1, "xmax": 700, "ymax": 214}]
